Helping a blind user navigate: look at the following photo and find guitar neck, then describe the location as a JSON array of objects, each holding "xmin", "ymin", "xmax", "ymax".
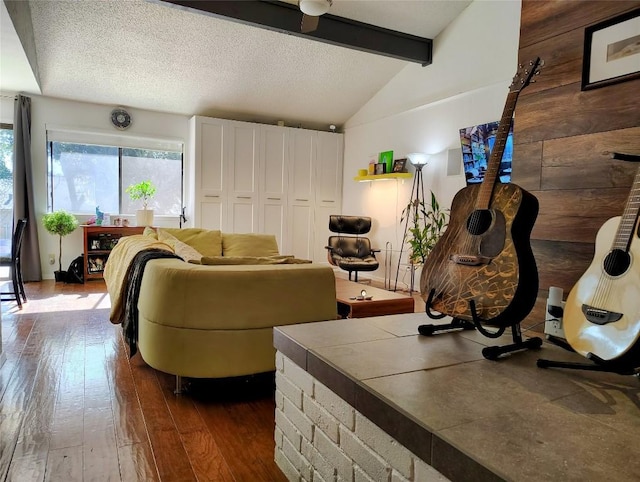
[
  {"xmin": 614, "ymin": 166, "xmax": 640, "ymax": 251},
  {"xmin": 477, "ymin": 91, "xmax": 518, "ymax": 209}
]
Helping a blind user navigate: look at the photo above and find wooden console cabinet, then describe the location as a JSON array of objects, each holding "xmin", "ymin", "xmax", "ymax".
[{"xmin": 82, "ymin": 225, "xmax": 144, "ymax": 282}]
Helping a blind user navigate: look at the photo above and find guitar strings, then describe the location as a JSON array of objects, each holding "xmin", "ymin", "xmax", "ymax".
[
  {"xmin": 462, "ymin": 195, "xmax": 481, "ymax": 257},
  {"xmin": 591, "ymin": 253, "xmax": 616, "ymax": 310},
  {"xmin": 591, "ymin": 272, "xmax": 611, "ymax": 310},
  {"xmin": 461, "ymin": 214, "xmax": 476, "ymax": 258}
]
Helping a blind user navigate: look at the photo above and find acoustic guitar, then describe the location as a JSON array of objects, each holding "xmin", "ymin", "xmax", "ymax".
[
  {"xmin": 563, "ymin": 164, "xmax": 640, "ymax": 365},
  {"xmin": 420, "ymin": 58, "xmax": 542, "ymax": 327}
]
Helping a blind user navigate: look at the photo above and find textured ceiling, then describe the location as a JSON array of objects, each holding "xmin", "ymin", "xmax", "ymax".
[{"xmin": 3, "ymin": 0, "xmax": 472, "ymax": 129}]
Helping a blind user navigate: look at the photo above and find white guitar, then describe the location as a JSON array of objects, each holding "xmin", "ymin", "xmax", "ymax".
[{"xmin": 563, "ymin": 163, "xmax": 640, "ymax": 364}]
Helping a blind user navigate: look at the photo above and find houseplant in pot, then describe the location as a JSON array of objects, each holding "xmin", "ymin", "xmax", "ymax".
[
  {"xmin": 399, "ymin": 190, "xmax": 449, "ymax": 291},
  {"xmin": 126, "ymin": 180, "xmax": 156, "ymax": 226},
  {"xmin": 401, "ymin": 190, "xmax": 449, "ymax": 265},
  {"xmin": 42, "ymin": 210, "xmax": 79, "ymax": 282}
]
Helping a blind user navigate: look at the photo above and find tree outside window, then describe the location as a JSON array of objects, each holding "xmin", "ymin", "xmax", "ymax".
[
  {"xmin": 0, "ymin": 126, "xmax": 14, "ymax": 259},
  {"xmin": 48, "ymin": 141, "xmax": 182, "ymax": 216}
]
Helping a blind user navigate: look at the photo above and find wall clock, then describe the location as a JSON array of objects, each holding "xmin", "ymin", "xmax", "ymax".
[{"xmin": 110, "ymin": 108, "xmax": 132, "ymax": 130}]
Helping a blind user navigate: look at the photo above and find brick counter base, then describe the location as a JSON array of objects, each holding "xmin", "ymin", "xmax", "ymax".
[{"xmin": 274, "ymin": 351, "xmax": 449, "ymax": 482}]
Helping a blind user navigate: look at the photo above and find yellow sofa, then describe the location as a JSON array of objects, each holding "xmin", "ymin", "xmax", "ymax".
[{"xmin": 104, "ymin": 229, "xmax": 337, "ymax": 391}]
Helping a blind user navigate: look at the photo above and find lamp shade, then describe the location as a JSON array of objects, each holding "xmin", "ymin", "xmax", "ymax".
[
  {"xmin": 300, "ymin": 0, "xmax": 331, "ymax": 16},
  {"xmin": 407, "ymin": 153, "xmax": 429, "ymax": 167}
]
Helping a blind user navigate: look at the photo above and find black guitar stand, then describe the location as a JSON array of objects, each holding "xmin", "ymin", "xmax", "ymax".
[
  {"xmin": 537, "ymin": 355, "xmax": 640, "ymax": 377},
  {"xmin": 419, "ymin": 289, "xmax": 542, "ymax": 360}
]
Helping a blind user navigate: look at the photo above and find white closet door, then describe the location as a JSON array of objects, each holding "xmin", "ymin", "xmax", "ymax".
[
  {"xmin": 200, "ymin": 200, "xmax": 225, "ymax": 231},
  {"xmin": 289, "ymin": 129, "xmax": 315, "ymax": 204},
  {"xmin": 288, "ymin": 128, "xmax": 316, "ymax": 259},
  {"xmin": 314, "ymin": 131, "xmax": 343, "ymax": 262},
  {"xmin": 315, "ymin": 131, "xmax": 343, "ymax": 207},
  {"xmin": 194, "ymin": 117, "xmax": 227, "ymax": 229},
  {"xmin": 260, "ymin": 126, "xmax": 288, "ymax": 251},
  {"xmin": 227, "ymin": 122, "xmax": 259, "ymax": 233},
  {"xmin": 190, "ymin": 117, "xmax": 344, "ymax": 256},
  {"xmin": 290, "ymin": 204, "xmax": 314, "ymax": 260}
]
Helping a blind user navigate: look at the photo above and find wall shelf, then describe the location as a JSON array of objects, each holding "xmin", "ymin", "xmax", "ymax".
[{"xmin": 354, "ymin": 172, "xmax": 412, "ymax": 182}]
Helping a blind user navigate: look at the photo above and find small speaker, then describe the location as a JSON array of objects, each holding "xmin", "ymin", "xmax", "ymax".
[{"xmin": 446, "ymin": 148, "xmax": 462, "ymax": 176}]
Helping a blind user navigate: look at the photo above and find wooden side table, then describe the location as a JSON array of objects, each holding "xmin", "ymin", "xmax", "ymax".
[
  {"xmin": 82, "ymin": 225, "xmax": 144, "ymax": 282},
  {"xmin": 334, "ymin": 278, "xmax": 415, "ymax": 318}
]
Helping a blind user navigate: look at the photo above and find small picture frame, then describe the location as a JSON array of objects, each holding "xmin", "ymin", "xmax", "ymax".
[
  {"xmin": 392, "ymin": 158, "xmax": 407, "ymax": 173},
  {"xmin": 374, "ymin": 163, "xmax": 386, "ymax": 175}
]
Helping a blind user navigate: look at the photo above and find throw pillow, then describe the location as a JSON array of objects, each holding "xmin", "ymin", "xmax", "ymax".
[
  {"xmin": 161, "ymin": 228, "xmax": 222, "ymax": 257},
  {"xmin": 157, "ymin": 229, "xmax": 203, "ymax": 263},
  {"xmin": 222, "ymin": 233, "xmax": 280, "ymax": 257}
]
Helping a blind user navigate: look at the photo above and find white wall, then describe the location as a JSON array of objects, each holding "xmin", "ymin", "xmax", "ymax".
[
  {"xmin": 28, "ymin": 96, "xmax": 190, "ymax": 279},
  {"xmin": 341, "ymin": 0, "xmax": 522, "ymax": 289}
]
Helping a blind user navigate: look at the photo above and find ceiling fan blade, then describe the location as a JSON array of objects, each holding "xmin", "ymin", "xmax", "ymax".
[{"xmin": 301, "ymin": 14, "xmax": 319, "ymax": 33}]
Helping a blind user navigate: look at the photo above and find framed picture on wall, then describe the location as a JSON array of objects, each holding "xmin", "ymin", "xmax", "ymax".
[{"xmin": 582, "ymin": 8, "xmax": 640, "ymax": 90}]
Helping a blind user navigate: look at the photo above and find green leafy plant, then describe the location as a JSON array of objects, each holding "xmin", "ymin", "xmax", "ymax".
[
  {"xmin": 125, "ymin": 180, "xmax": 156, "ymax": 209},
  {"xmin": 42, "ymin": 210, "xmax": 79, "ymax": 273},
  {"xmin": 401, "ymin": 191, "xmax": 449, "ymax": 265}
]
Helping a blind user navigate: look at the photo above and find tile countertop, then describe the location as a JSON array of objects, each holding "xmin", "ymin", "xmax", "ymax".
[{"xmin": 273, "ymin": 313, "xmax": 640, "ymax": 482}]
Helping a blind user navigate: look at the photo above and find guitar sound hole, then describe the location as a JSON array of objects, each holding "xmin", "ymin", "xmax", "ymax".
[
  {"xmin": 466, "ymin": 210, "xmax": 492, "ymax": 236},
  {"xmin": 603, "ymin": 249, "xmax": 630, "ymax": 277}
]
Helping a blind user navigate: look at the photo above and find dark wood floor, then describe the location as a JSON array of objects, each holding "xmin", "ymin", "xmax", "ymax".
[{"xmin": 0, "ymin": 280, "xmax": 287, "ymax": 481}]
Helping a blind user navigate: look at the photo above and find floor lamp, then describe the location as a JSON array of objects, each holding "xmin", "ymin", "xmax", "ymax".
[{"xmin": 394, "ymin": 153, "xmax": 429, "ymax": 292}]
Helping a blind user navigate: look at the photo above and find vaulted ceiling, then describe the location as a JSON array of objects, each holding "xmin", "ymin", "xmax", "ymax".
[{"xmin": 1, "ymin": 0, "xmax": 472, "ymax": 129}]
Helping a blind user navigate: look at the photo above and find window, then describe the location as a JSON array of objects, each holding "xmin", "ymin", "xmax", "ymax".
[
  {"xmin": 0, "ymin": 124, "xmax": 13, "ymax": 260},
  {"xmin": 47, "ymin": 131, "xmax": 183, "ymax": 216}
]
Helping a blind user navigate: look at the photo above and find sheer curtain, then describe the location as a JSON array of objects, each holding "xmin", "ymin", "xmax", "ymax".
[{"xmin": 13, "ymin": 95, "xmax": 41, "ymax": 282}]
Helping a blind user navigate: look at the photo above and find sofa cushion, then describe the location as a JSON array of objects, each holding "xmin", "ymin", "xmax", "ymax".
[
  {"xmin": 222, "ymin": 233, "xmax": 280, "ymax": 257},
  {"xmin": 158, "ymin": 230, "xmax": 203, "ymax": 263},
  {"xmin": 160, "ymin": 228, "xmax": 222, "ymax": 257},
  {"xmin": 197, "ymin": 255, "xmax": 311, "ymax": 265}
]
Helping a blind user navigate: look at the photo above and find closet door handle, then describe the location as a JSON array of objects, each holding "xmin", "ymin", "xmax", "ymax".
[
  {"xmin": 322, "ymin": 200, "xmax": 334, "ymax": 203},
  {"xmin": 267, "ymin": 197, "xmax": 281, "ymax": 201},
  {"xmin": 204, "ymin": 195, "xmax": 220, "ymax": 198},
  {"xmin": 295, "ymin": 198, "xmax": 308, "ymax": 202},
  {"xmin": 237, "ymin": 196, "xmax": 251, "ymax": 199}
]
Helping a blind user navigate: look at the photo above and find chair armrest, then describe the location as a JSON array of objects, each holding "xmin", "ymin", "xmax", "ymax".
[
  {"xmin": 325, "ymin": 246, "xmax": 334, "ymax": 251},
  {"xmin": 371, "ymin": 248, "xmax": 381, "ymax": 253}
]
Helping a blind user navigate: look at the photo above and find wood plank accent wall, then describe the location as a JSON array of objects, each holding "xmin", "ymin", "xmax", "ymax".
[{"xmin": 513, "ymin": 0, "xmax": 640, "ymax": 327}]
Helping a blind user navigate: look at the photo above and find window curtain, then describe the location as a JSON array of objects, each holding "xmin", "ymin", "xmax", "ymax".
[{"xmin": 13, "ymin": 95, "xmax": 41, "ymax": 282}]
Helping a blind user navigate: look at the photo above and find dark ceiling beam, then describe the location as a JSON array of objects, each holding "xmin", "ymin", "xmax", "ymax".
[{"xmin": 155, "ymin": 0, "xmax": 432, "ymax": 66}]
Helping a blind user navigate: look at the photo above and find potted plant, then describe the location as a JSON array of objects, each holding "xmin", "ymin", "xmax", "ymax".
[
  {"xmin": 126, "ymin": 180, "xmax": 156, "ymax": 226},
  {"xmin": 42, "ymin": 210, "xmax": 79, "ymax": 282},
  {"xmin": 401, "ymin": 190, "xmax": 449, "ymax": 265}
]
